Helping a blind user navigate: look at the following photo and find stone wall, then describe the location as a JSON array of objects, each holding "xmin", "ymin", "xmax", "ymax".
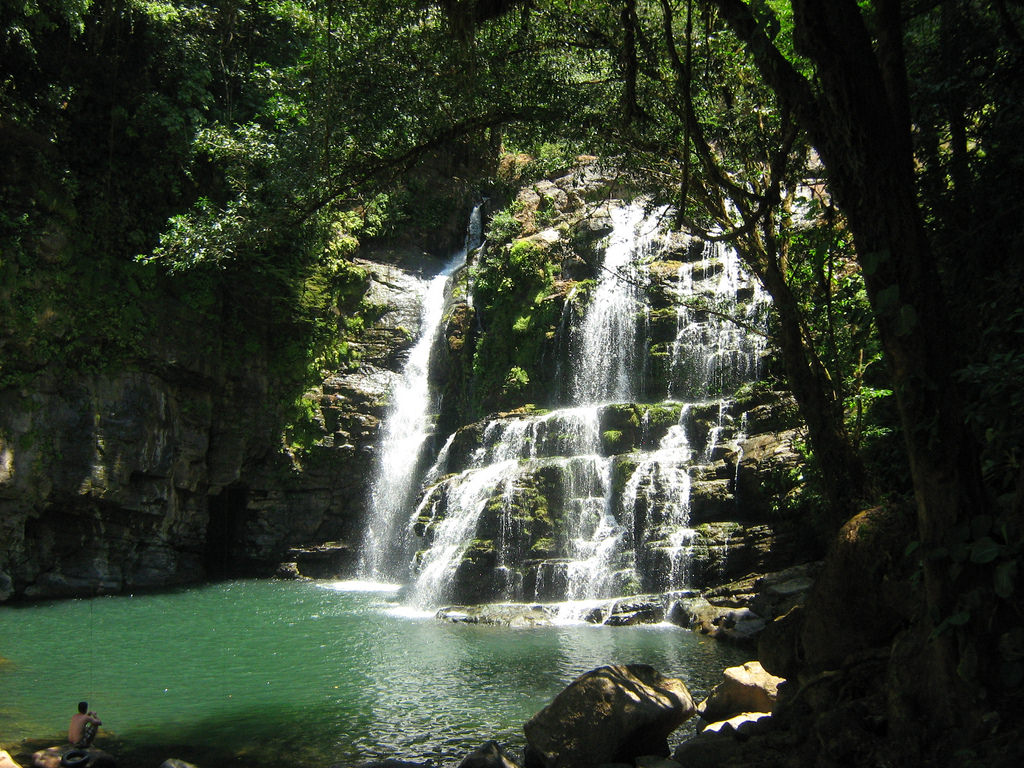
[{"xmin": 0, "ymin": 245, "xmax": 450, "ymax": 602}]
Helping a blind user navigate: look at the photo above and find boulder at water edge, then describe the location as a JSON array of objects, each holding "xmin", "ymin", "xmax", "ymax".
[
  {"xmin": 31, "ymin": 747, "xmax": 115, "ymax": 768},
  {"xmin": 457, "ymin": 741, "xmax": 520, "ymax": 768},
  {"xmin": 523, "ymin": 664, "xmax": 695, "ymax": 768},
  {"xmin": 697, "ymin": 661, "xmax": 784, "ymax": 723}
]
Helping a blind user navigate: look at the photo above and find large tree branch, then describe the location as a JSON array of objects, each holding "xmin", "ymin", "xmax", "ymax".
[
  {"xmin": 710, "ymin": 0, "xmax": 820, "ymax": 133},
  {"xmin": 291, "ymin": 108, "xmax": 559, "ymax": 224}
]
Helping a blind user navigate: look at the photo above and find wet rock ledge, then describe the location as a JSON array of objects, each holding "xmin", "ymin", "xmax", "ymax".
[{"xmin": 435, "ymin": 561, "xmax": 819, "ymax": 648}]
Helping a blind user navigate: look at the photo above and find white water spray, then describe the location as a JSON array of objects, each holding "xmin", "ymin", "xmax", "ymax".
[
  {"xmin": 358, "ymin": 206, "xmax": 482, "ymax": 582},
  {"xmin": 572, "ymin": 203, "xmax": 665, "ymax": 404}
]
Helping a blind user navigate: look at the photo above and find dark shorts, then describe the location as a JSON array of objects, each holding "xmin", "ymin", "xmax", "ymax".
[{"xmin": 73, "ymin": 721, "xmax": 98, "ymax": 747}]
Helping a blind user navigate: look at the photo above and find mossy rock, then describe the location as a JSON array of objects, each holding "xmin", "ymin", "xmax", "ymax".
[
  {"xmin": 639, "ymin": 401, "xmax": 684, "ymax": 437},
  {"xmin": 644, "ymin": 260, "xmax": 688, "ymax": 281},
  {"xmin": 647, "ymin": 308, "xmax": 680, "ymax": 344},
  {"xmin": 740, "ymin": 395, "xmax": 803, "ymax": 434},
  {"xmin": 601, "ymin": 429, "xmax": 628, "ymax": 455},
  {"xmin": 732, "ymin": 380, "xmax": 778, "ymax": 409},
  {"xmin": 475, "ymin": 471, "xmax": 558, "ymax": 546},
  {"xmin": 691, "ymin": 258, "xmax": 724, "ymax": 282},
  {"xmin": 463, "ymin": 538, "xmax": 497, "ymax": 559},
  {"xmin": 599, "ymin": 402, "xmax": 641, "ymax": 431},
  {"xmin": 530, "ymin": 537, "xmax": 557, "ymax": 557},
  {"xmin": 610, "ymin": 454, "xmax": 640, "ymax": 496},
  {"xmin": 692, "ymin": 521, "xmax": 744, "ymax": 543},
  {"xmin": 659, "ymin": 233, "xmax": 707, "ymax": 263}
]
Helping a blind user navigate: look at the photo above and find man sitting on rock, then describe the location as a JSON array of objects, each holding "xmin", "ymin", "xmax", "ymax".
[{"xmin": 68, "ymin": 702, "xmax": 101, "ymax": 747}]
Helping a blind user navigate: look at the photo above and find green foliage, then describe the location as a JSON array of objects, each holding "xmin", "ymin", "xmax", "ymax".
[
  {"xmin": 296, "ymin": 255, "xmax": 370, "ymax": 376},
  {"xmin": 502, "ymin": 141, "xmax": 579, "ymax": 182},
  {"xmin": 502, "ymin": 365, "xmax": 530, "ymax": 396},
  {"xmin": 955, "ymin": 301, "xmax": 1024, "ymax": 495},
  {"xmin": 758, "ymin": 437, "xmax": 831, "ymax": 548},
  {"xmin": 283, "ymin": 393, "xmax": 322, "ymax": 455},
  {"xmin": 923, "ymin": 502, "xmax": 1024, "ymax": 677},
  {"xmin": 1, "ymin": 0, "xmax": 475, "ymax": 437},
  {"xmin": 471, "ymin": 236, "xmax": 562, "ymax": 412},
  {"xmin": 487, "ymin": 205, "xmax": 524, "ymax": 244},
  {"xmin": 507, "ymin": 240, "xmax": 548, "ymax": 280}
]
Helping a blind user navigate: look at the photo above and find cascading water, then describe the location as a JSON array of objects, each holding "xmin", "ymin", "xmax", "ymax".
[
  {"xmin": 357, "ymin": 206, "xmax": 483, "ymax": 583},
  {"xmin": 363, "ymin": 199, "xmax": 769, "ymax": 610},
  {"xmin": 572, "ymin": 204, "xmax": 665, "ymax": 403},
  {"xmin": 621, "ymin": 405, "xmax": 695, "ymax": 591},
  {"xmin": 407, "ymin": 407, "xmax": 612, "ymax": 607},
  {"xmin": 667, "ymin": 239, "xmax": 770, "ymax": 400}
]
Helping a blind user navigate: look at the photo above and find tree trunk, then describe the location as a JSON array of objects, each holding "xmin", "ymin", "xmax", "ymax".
[
  {"xmin": 713, "ymin": 0, "xmax": 993, "ymax": 745},
  {"xmin": 788, "ymin": 0, "xmax": 989, "ymax": 738},
  {"xmin": 741, "ymin": 235, "xmax": 866, "ymax": 523}
]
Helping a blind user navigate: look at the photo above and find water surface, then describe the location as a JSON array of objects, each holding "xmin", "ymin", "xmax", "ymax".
[{"xmin": 0, "ymin": 580, "xmax": 743, "ymax": 767}]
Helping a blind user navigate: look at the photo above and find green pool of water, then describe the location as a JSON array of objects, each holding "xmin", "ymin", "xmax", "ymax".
[{"xmin": 0, "ymin": 580, "xmax": 744, "ymax": 767}]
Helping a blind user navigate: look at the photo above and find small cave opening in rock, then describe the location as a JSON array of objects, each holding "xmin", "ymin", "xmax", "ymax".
[{"xmin": 205, "ymin": 484, "xmax": 250, "ymax": 579}]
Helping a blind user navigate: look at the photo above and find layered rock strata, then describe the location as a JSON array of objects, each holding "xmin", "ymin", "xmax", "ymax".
[{"xmin": 0, "ymin": 245, "xmax": 453, "ymax": 601}]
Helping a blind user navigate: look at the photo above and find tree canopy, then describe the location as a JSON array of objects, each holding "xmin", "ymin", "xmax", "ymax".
[{"xmin": 3, "ymin": 0, "xmax": 1023, "ymax": 760}]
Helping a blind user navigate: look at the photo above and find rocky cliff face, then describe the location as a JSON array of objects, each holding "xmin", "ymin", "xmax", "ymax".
[
  {"xmin": 0, "ymin": 244, "xmax": 453, "ymax": 602},
  {"xmin": 0, "ymin": 162, "xmax": 816, "ymax": 607},
  {"xmin": 407, "ymin": 392, "xmax": 807, "ymax": 606},
  {"xmin": 389, "ymin": 163, "xmax": 817, "ymax": 607}
]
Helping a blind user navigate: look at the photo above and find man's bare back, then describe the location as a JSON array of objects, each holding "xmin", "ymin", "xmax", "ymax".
[{"xmin": 68, "ymin": 704, "xmax": 101, "ymax": 746}]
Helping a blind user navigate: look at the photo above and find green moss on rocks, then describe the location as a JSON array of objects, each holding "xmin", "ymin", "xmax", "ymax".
[
  {"xmin": 611, "ymin": 455, "xmax": 640, "ymax": 498},
  {"xmin": 470, "ymin": 236, "xmax": 564, "ymax": 413},
  {"xmin": 602, "ymin": 429, "xmax": 627, "ymax": 454},
  {"xmin": 647, "ymin": 307, "xmax": 679, "ymax": 344},
  {"xmin": 530, "ymin": 537, "xmax": 557, "ymax": 557},
  {"xmin": 643, "ymin": 402, "xmax": 683, "ymax": 431}
]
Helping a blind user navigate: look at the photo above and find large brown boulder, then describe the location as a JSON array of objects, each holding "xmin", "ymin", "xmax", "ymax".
[
  {"xmin": 457, "ymin": 741, "xmax": 520, "ymax": 768},
  {"xmin": 798, "ymin": 505, "xmax": 914, "ymax": 676},
  {"xmin": 523, "ymin": 664, "xmax": 695, "ymax": 768},
  {"xmin": 757, "ymin": 605, "xmax": 804, "ymax": 680},
  {"xmin": 697, "ymin": 661, "xmax": 785, "ymax": 723}
]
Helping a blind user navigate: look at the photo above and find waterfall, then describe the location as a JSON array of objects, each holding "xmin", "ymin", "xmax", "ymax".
[
  {"xmin": 357, "ymin": 206, "xmax": 482, "ymax": 583},
  {"xmin": 360, "ymin": 199, "xmax": 770, "ymax": 610},
  {"xmin": 621, "ymin": 406, "xmax": 695, "ymax": 592},
  {"xmin": 572, "ymin": 203, "xmax": 665, "ymax": 403},
  {"xmin": 667, "ymin": 239, "xmax": 769, "ymax": 399},
  {"xmin": 406, "ymin": 408, "xmax": 610, "ymax": 608}
]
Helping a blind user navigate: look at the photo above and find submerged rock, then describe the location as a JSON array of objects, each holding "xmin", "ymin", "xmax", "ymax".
[
  {"xmin": 457, "ymin": 741, "xmax": 521, "ymax": 768},
  {"xmin": 669, "ymin": 596, "xmax": 765, "ymax": 647},
  {"xmin": 436, "ymin": 604, "xmax": 555, "ymax": 626},
  {"xmin": 523, "ymin": 664, "xmax": 695, "ymax": 768},
  {"xmin": 602, "ymin": 597, "xmax": 666, "ymax": 626},
  {"xmin": 273, "ymin": 561, "xmax": 307, "ymax": 580}
]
